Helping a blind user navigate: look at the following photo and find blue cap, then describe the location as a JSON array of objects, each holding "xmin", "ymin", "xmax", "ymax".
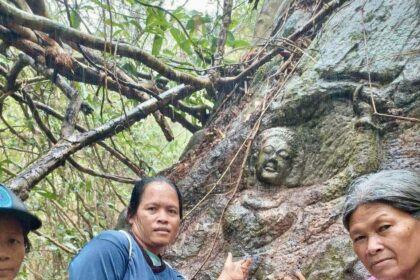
[{"xmin": 0, "ymin": 184, "xmax": 42, "ymax": 231}]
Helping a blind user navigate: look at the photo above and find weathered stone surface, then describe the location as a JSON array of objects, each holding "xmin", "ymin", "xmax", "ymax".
[{"xmin": 166, "ymin": 0, "xmax": 420, "ymax": 279}]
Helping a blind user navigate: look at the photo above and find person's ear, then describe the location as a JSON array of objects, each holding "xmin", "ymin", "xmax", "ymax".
[{"xmin": 128, "ymin": 215, "xmax": 134, "ymax": 225}]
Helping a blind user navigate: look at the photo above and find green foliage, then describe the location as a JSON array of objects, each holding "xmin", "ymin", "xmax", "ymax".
[{"xmin": 70, "ymin": 10, "xmax": 82, "ymax": 29}]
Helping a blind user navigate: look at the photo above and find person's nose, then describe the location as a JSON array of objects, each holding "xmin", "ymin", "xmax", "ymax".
[
  {"xmin": 0, "ymin": 244, "xmax": 10, "ymax": 261},
  {"xmin": 156, "ymin": 210, "xmax": 169, "ymax": 224},
  {"xmin": 367, "ymin": 235, "xmax": 384, "ymax": 255}
]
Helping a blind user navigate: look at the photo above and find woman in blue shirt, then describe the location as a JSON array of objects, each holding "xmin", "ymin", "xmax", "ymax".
[{"xmin": 69, "ymin": 176, "xmax": 251, "ymax": 280}]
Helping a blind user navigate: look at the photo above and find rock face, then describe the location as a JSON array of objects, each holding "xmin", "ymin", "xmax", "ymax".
[{"xmin": 165, "ymin": 0, "xmax": 420, "ymax": 279}]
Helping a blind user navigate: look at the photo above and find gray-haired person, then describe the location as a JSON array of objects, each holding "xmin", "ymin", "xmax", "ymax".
[{"xmin": 285, "ymin": 169, "xmax": 420, "ymax": 280}]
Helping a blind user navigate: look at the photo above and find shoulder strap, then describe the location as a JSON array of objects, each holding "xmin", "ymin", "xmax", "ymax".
[
  {"xmin": 119, "ymin": 230, "xmax": 133, "ymax": 279},
  {"xmin": 119, "ymin": 230, "xmax": 133, "ymax": 259}
]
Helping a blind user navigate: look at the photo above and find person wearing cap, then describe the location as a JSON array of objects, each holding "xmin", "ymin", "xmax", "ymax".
[{"xmin": 0, "ymin": 184, "xmax": 42, "ymax": 280}]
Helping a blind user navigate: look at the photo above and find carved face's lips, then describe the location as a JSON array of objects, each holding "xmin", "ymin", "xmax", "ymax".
[{"xmin": 263, "ymin": 161, "xmax": 277, "ymax": 172}]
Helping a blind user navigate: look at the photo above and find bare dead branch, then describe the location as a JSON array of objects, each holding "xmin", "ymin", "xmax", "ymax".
[
  {"xmin": 0, "ymin": 48, "xmax": 94, "ymax": 114},
  {"xmin": 0, "ymin": 32, "xmax": 200, "ymax": 132},
  {"xmin": 8, "ymin": 84, "xmax": 195, "ymax": 199},
  {"xmin": 60, "ymin": 85, "xmax": 82, "ymax": 138},
  {"xmin": 67, "ymin": 157, "xmax": 137, "ymax": 184},
  {"xmin": 0, "ymin": 165, "xmax": 16, "ymax": 177},
  {"xmin": 23, "ymin": 87, "xmax": 138, "ymax": 184},
  {"xmin": 152, "ymin": 111, "xmax": 174, "ymax": 141},
  {"xmin": 217, "ymin": 47, "xmax": 290, "ymax": 86},
  {"xmin": 49, "ymin": 199, "xmax": 89, "ymax": 242},
  {"xmin": 0, "ymin": 113, "xmax": 29, "ymax": 143},
  {"xmin": 11, "ymin": 92, "xmax": 147, "ymax": 176},
  {"xmin": 176, "ymin": 101, "xmax": 211, "ymax": 124},
  {"xmin": 68, "ymin": 45, "xmax": 175, "ymax": 140},
  {"xmin": 5, "ymin": 53, "xmax": 31, "ymax": 90},
  {"xmin": 22, "ymin": 89, "xmax": 57, "ymax": 143},
  {"xmin": 373, "ymin": 112, "xmax": 420, "ymax": 123},
  {"xmin": 0, "ymin": 53, "xmax": 31, "ymax": 104},
  {"xmin": 160, "ymin": 105, "xmax": 201, "ymax": 133},
  {"xmin": 33, "ymin": 230, "xmax": 76, "ymax": 255}
]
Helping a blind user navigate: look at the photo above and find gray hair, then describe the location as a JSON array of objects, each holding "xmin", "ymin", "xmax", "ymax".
[{"xmin": 342, "ymin": 169, "xmax": 420, "ymax": 230}]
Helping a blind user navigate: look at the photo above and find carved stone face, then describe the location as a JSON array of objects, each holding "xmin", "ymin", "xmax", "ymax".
[{"xmin": 255, "ymin": 128, "xmax": 296, "ymax": 185}]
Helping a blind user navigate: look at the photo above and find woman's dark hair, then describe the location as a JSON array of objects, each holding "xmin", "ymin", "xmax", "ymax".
[
  {"xmin": 127, "ymin": 176, "xmax": 183, "ymax": 220},
  {"xmin": 342, "ymin": 169, "xmax": 420, "ymax": 230}
]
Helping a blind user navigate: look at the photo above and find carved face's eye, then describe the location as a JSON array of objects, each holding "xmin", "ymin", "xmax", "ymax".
[
  {"xmin": 277, "ymin": 150, "xmax": 290, "ymax": 159},
  {"xmin": 262, "ymin": 145, "xmax": 274, "ymax": 154}
]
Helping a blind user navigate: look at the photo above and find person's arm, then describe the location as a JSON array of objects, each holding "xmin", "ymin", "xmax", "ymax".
[
  {"xmin": 68, "ymin": 235, "xmax": 128, "ymax": 280},
  {"xmin": 217, "ymin": 252, "xmax": 252, "ymax": 280}
]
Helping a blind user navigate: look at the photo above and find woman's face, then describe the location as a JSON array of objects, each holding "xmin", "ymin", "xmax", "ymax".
[
  {"xmin": 0, "ymin": 215, "xmax": 25, "ymax": 280},
  {"xmin": 349, "ymin": 203, "xmax": 420, "ymax": 280},
  {"xmin": 129, "ymin": 181, "xmax": 181, "ymax": 255}
]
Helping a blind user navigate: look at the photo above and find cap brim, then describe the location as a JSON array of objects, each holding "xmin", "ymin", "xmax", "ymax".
[{"xmin": 0, "ymin": 208, "xmax": 42, "ymax": 231}]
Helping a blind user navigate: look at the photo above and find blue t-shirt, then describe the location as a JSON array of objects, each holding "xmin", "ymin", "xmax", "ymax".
[{"xmin": 69, "ymin": 230, "xmax": 185, "ymax": 280}]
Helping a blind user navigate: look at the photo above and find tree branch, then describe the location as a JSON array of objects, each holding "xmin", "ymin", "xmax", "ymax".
[
  {"xmin": 217, "ymin": 0, "xmax": 349, "ymax": 87},
  {"xmin": 0, "ymin": 52, "xmax": 31, "ymax": 104},
  {"xmin": 22, "ymin": 88, "xmax": 57, "ymax": 142},
  {"xmin": 33, "ymin": 230, "xmax": 76, "ymax": 255},
  {"xmin": 26, "ymin": 0, "xmax": 48, "ymax": 17},
  {"xmin": 11, "ymin": 92, "xmax": 147, "ymax": 176},
  {"xmin": 73, "ymin": 46, "xmax": 175, "ymax": 140},
  {"xmin": 214, "ymin": 0, "xmax": 233, "ymax": 67},
  {"xmin": 0, "ymin": 32, "xmax": 200, "ymax": 132},
  {"xmin": 60, "ymin": 84, "xmax": 82, "ymax": 138},
  {"xmin": 10, "ymin": 0, "xmax": 32, "ymax": 13},
  {"xmin": 217, "ymin": 47, "xmax": 290, "ymax": 86},
  {"xmin": 160, "ymin": 105, "xmax": 201, "ymax": 133},
  {"xmin": 0, "ymin": 113, "xmax": 28, "ymax": 143},
  {"xmin": 21, "ymin": 90, "xmax": 137, "ymax": 184},
  {"xmin": 0, "ymin": 0, "xmax": 213, "ymax": 89},
  {"xmin": 5, "ymin": 53, "xmax": 30, "ymax": 91},
  {"xmin": 67, "ymin": 157, "xmax": 137, "ymax": 184},
  {"xmin": 8, "ymin": 84, "xmax": 195, "ymax": 199}
]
